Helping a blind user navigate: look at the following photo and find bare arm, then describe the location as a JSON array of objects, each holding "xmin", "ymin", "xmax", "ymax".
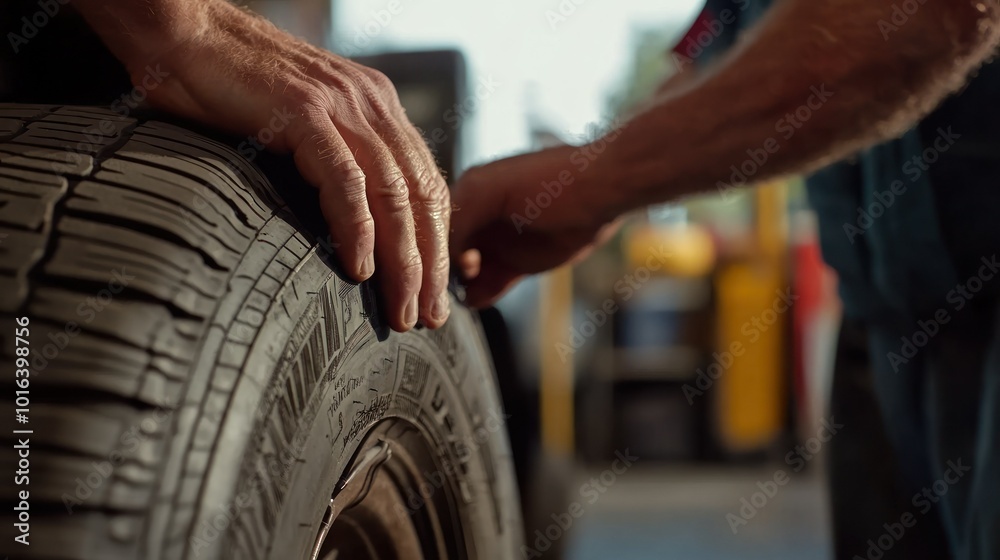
[
  {"xmin": 596, "ymin": 0, "xmax": 1000, "ymax": 217},
  {"xmin": 450, "ymin": 0, "xmax": 1000, "ymax": 306}
]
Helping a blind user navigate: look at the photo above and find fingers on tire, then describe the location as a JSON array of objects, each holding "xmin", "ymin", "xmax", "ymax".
[{"xmin": 289, "ymin": 117, "xmax": 376, "ymax": 282}]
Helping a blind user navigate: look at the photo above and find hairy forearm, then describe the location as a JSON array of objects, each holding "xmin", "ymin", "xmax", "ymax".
[
  {"xmin": 71, "ymin": 0, "xmax": 215, "ymax": 74},
  {"xmin": 597, "ymin": 0, "xmax": 1000, "ymax": 216}
]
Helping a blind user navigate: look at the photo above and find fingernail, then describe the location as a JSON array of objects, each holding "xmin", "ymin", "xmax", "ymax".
[
  {"xmin": 432, "ymin": 292, "xmax": 451, "ymax": 323},
  {"xmin": 404, "ymin": 294, "xmax": 419, "ymax": 328},
  {"xmin": 360, "ymin": 253, "xmax": 374, "ymax": 278}
]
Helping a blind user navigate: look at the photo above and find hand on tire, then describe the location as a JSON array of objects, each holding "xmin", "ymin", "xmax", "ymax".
[{"xmin": 89, "ymin": 0, "xmax": 450, "ymax": 332}]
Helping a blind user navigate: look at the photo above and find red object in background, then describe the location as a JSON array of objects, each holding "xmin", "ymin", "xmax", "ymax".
[
  {"xmin": 671, "ymin": 6, "xmax": 715, "ymax": 57},
  {"xmin": 792, "ymin": 231, "xmax": 827, "ymax": 424}
]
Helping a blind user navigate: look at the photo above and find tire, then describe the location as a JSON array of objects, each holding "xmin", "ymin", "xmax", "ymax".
[{"xmin": 0, "ymin": 104, "xmax": 524, "ymax": 559}]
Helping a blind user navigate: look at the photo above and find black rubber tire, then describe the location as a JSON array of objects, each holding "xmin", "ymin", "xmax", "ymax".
[{"xmin": 0, "ymin": 104, "xmax": 523, "ymax": 559}]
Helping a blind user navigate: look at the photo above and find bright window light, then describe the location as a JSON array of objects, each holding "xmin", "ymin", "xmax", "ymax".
[{"xmin": 331, "ymin": 1, "xmax": 703, "ymax": 170}]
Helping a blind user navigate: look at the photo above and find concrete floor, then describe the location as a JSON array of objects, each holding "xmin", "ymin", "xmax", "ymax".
[{"xmin": 562, "ymin": 464, "xmax": 831, "ymax": 560}]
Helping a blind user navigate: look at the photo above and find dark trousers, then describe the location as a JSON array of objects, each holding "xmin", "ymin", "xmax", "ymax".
[
  {"xmin": 830, "ymin": 311, "xmax": 1000, "ymax": 560},
  {"xmin": 828, "ymin": 318, "xmax": 951, "ymax": 559}
]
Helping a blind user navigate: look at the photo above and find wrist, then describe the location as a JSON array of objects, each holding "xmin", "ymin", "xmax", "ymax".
[{"xmin": 576, "ymin": 124, "xmax": 652, "ymax": 224}]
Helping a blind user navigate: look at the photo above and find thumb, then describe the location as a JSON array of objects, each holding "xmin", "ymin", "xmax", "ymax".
[
  {"xmin": 451, "ymin": 146, "xmax": 577, "ymax": 254},
  {"xmin": 450, "ymin": 165, "xmax": 508, "ymax": 257}
]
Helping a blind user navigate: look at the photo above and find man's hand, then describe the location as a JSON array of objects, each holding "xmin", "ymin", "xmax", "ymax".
[
  {"xmin": 450, "ymin": 146, "xmax": 621, "ymax": 307},
  {"xmin": 75, "ymin": 0, "xmax": 450, "ymax": 332}
]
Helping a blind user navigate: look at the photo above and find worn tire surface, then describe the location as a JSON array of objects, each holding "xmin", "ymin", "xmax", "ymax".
[{"xmin": 0, "ymin": 104, "xmax": 523, "ymax": 559}]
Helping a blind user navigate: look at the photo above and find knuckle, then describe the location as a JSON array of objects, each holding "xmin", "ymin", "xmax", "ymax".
[
  {"xmin": 365, "ymin": 69, "xmax": 396, "ymax": 96},
  {"xmin": 372, "ymin": 174, "xmax": 411, "ymax": 211},
  {"xmin": 350, "ymin": 68, "xmax": 403, "ymax": 119},
  {"xmin": 322, "ymin": 158, "xmax": 368, "ymax": 196},
  {"xmin": 341, "ymin": 66, "xmax": 376, "ymax": 98},
  {"xmin": 283, "ymin": 82, "xmax": 327, "ymax": 113},
  {"xmin": 408, "ymin": 157, "xmax": 445, "ymax": 187},
  {"xmin": 328, "ymin": 158, "xmax": 366, "ymax": 185},
  {"xmin": 358, "ymin": 67, "xmax": 397, "ymax": 101},
  {"xmin": 318, "ymin": 160, "xmax": 369, "ymax": 206},
  {"xmin": 369, "ymin": 98, "xmax": 398, "ymax": 123},
  {"xmin": 428, "ymin": 172, "xmax": 451, "ymax": 198},
  {"xmin": 424, "ymin": 194, "xmax": 452, "ymax": 226},
  {"xmin": 413, "ymin": 174, "xmax": 451, "ymax": 209}
]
